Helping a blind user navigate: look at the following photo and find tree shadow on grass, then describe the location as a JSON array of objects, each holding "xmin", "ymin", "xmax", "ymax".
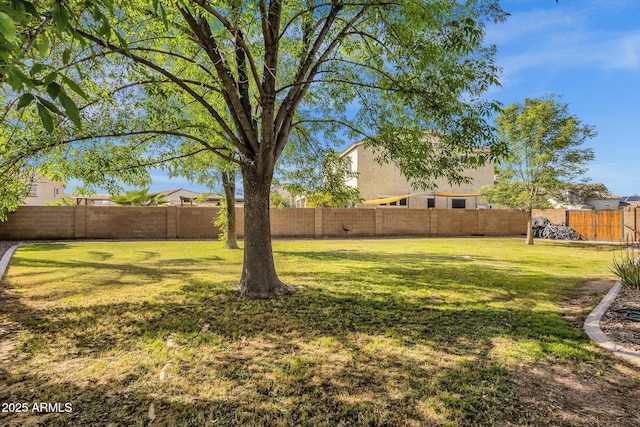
[{"xmin": 2, "ymin": 245, "xmax": 638, "ymax": 426}]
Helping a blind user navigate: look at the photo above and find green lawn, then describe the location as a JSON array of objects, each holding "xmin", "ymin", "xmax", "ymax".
[{"xmin": 0, "ymin": 239, "xmax": 626, "ymax": 426}]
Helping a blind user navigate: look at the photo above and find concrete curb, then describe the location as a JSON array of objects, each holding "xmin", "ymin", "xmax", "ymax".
[
  {"xmin": 0, "ymin": 244, "xmax": 24, "ymax": 281},
  {"xmin": 584, "ymin": 281, "xmax": 640, "ymax": 366}
]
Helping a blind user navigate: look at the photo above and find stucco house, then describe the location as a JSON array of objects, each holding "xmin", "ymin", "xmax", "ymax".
[
  {"xmin": 339, "ymin": 141, "xmax": 494, "ymax": 209},
  {"xmin": 160, "ymin": 189, "xmax": 203, "ymax": 206},
  {"xmin": 22, "ymin": 175, "xmax": 65, "ymax": 206},
  {"xmin": 160, "ymin": 189, "xmax": 245, "ymax": 207},
  {"xmin": 549, "ymin": 183, "xmax": 620, "ymax": 211}
]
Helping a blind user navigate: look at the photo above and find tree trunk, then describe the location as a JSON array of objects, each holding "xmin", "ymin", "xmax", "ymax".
[
  {"xmin": 525, "ymin": 208, "xmax": 534, "ymax": 245},
  {"xmin": 237, "ymin": 163, "xmax": 293, "ymax": 298},
  {"xmin": 221, "ymin": 170, "xmax": 239, "ymax": 250}
]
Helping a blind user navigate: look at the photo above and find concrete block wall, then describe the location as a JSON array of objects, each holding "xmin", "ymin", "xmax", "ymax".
[
  {"xmin": 270, "ymin": 208, "xmax": 315, "ymax": 238},
  {"xmin": 176, "ymin": 207, "xmax": 221, "ymax": 239},
  {"xmin": 321, "ymin": 208, "xmax": 376, "ymax": 238},
  {"xmin": 432, "ymin": 209, "xmax": 478, "ymax": 236},
  {"xmin": 379, "ymin": 209, "xmax": 431, "ymax": 237},
  {"xmin": 480, "ymin": 209, "xmax": 529, "ymax": 236},
  {"xmin": 84, "ymin": 206, "xmax": 168, "ymax": 239},
  {"xmin": 533, "ymin": 209, "xmax": 567, "ymax": 225},
  {"xmin": 0, "ymin": 206, "xmax": 75, "ymax": 239},
  {"xmin": 0, "ymin": 205, "xmax": 551, "ymax": 241},
  {"xmin": 623, "ymin": 207, "xmax": 640, "ymax": 243}
]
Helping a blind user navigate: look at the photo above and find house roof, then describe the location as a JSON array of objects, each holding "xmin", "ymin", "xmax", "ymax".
[
  {"xmin": 339, "ymin": 141, "xmax": 365, "ymax": 157},
  {"xmin": 621, "ymin": 195, "xmax": 640, "ymax": 202},
  {"xmin": 160, "ymin": 189, "xmax": 202, "ymax": 197}
]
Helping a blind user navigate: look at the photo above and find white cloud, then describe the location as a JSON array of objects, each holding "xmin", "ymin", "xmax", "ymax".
[{"xmin": 486, "ymin": 2, "xmax": 640, "ymax": 83}]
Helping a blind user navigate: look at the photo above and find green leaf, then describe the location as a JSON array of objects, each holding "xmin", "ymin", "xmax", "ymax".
[
  {"xmin": 37, "ymin": 103, "xmax": 54, "ymax": 133},
  {"xmin": 46, "ymin": 82, "xmax": 62, "ymax": 99},
  {"xmin": 35, "ymin": 96, "xmax": 63, "ymax": 115},
  {"xmin": 30, "ymin": 63, "xmax": 46, "ymax": 76},
  {"xmin": 58, "ymin": 90, "xmax": 82, "ymax": 128},
  {"xmin": 35, "ymin": 32, "xmax": 49, "ymax": 56},
  {"xmin": 62, "ymin": 48, "xmax": 71, "ymax": 65},
  {"xmin": 7, "ymin": 69, "xmax": 22, "ymax": 91},
  {"xmin": 22, "ymin": 1, "xmax": 39, "ymax": 17},
  {"xmin": 116, "ymin": 32, "xmax": 130, "ymax": 55},
  {"xmin": 0, "ymin": 12, "xmax": 16, "ymax": 43},
  {"xmin": 159, "ymin": 3, "xmax": 168, "ymax": 30},
  {"xmin": 61, "ymin": 74, "xmax": 89, "ymax": 100},
  {"xmin": 51, "ymin": 2, "xmax": 69, "ymax": 31},
  {"xmin": 16, "ymin": 93, "xmax": 35, "ymax": 109},
  {"xmin": 43, "ymin": 71, "xmax": 58, "ymax": 85},
  {"xmin": 8, "ymin": 68, "xmax": 35, "ymax": 89}
]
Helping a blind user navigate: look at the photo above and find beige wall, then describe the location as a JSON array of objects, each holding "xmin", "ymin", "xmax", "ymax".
[
  {"xmin": 5, "ymin": 206, "xmax": 638, "ymax": 242},
  {"xmin": 342, "ymin": 143, "xmax": 494, "ymax": 209},
  {"xmin": 0, "ymin": 206, "xmax": 530, "ymax": 240},
  {"xmin": 22, "ymin": 178, "xmax": 65, "ymax": 206}
]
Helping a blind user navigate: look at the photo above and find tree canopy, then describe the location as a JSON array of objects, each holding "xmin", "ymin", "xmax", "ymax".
[
  {"xmin": 481, "ymin": 95, "xmax": 596, "ymax": 244},
  {"xmin": 2, "ymin": 0, "xmax": 507, "ymax": 297}
]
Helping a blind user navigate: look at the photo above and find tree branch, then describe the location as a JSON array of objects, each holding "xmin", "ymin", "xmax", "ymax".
[
  {"xmin": 73, "ymin": 27, "xmax": 249, "ymax": 158},
  {"xmin": 178, "ymin": 6, "xmax": 260, "ymax": 155}
]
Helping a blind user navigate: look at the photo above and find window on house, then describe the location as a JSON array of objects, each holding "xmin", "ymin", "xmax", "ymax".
[
  {"xmin": 390, "ymin": 201, "xmax": 397, "ymax": 206},
  {"xmin": 452, "ymin": 199, "xmax": 466, "ymax": 209},
  {"xmin": 28, "ymin": 185, "xmax": 37, "ymax": 197},
  {"xmin": 399, "ymin": 198, "xmax": 407, "ymax": 206},
  {"xmin": 427, "ymin": 198, "xmax": 435, "ymax": 208}
]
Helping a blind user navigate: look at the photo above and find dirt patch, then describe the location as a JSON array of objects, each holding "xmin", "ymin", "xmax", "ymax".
[
  {"xmin": 516, "ymin": 363, "xmax": 640, "ymax": 426},
  {"xmin": 515, "ymin": 280, "xmax": 640, "ymax": 427},
  {"xmin": 561, "ymin": 279, "xmax": 614, "ymax": 329}
]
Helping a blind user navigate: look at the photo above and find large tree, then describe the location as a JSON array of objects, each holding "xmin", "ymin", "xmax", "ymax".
[
  {"xmin": 481, "ymin": 95, "xmax": 596, "ymax": 245},
  {"xmin": 7, "ymin": 1, "xmax": 507, "ymax": 297}
]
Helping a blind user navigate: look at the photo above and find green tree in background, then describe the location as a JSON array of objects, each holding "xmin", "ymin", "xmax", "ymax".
[
  {"xmin": 304, "ymin": 151, "xmax": 361, "ymax": 208},
  {"xmin": 481, "ymin": 95, "xmax": 596, "ymax": 245}
]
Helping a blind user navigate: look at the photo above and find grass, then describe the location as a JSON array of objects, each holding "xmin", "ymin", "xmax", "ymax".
[{"xmin": 0, "ymin": 238, "xmax": 624, "ymax": 426}]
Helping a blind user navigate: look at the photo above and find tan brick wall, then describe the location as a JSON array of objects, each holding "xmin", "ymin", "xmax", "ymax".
[
  {"xmin": 432, "ymin": 209, "xmax": 479, "ymax": 236},
  {"xmin": 479, "ymin": 209, "xmax": 528, "ymax": 236},
  {"xmin": 623, "ymin": 207, "xmax": 640, "ymax": 243},
  {"xmin": 74, "ymin": 205, "xmax": 87, "ymax": 239},
  {"xmin": 176, "ymin": 207, "xmax": 221, "ymax": 239},
  {"xmin": 270, "ymin": 208, "xmax": 315, "ymax": 238},
  {"xmin": 85, "ymin": 206, "xmax": 168, "ymax": 239},
  {"xmin": 533, "ymin": 209, "xmax": 567, "ymax": 225},
  {"xmin": 0, "ymin": 206, "xmax": 75, "ymax": 239},
  {"xmin": 322, "ymin": 208, "xmax": 376, "ymax": 238},
  {"xmin": 0, "ymin": 206, "xmax": 590, "ymax": 241},
  {"xmin": 380, "ymin": 209, "xmax": 431, "ymax": 236}
]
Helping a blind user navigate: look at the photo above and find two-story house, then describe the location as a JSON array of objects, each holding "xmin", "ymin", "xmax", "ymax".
[
  {"xmin": 22, "ymin": 175, "xmax": 66, "ymax": 206},
  {"xmin": 340, "ymin": 141, "xmax": 494, "ymax": 209}
]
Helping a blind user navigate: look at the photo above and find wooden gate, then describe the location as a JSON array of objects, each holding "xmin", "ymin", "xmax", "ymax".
[{"xmin": 567, "ymin": 210, "xmax": 623, "ymax": 241}]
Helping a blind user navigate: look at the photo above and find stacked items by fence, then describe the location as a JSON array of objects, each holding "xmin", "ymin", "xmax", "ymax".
[{"xmin": 532, "ymin": 217, "xmax": 581, "ymax": 240}]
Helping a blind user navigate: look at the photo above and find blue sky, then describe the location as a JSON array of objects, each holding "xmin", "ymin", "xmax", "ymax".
[
  {"xmin": 485, "ymin": 0, "xmax": 640, "ymax": 196},
  {"xmin": 93, "ymin": 0, "xmax": 640, "ymax": 196}
]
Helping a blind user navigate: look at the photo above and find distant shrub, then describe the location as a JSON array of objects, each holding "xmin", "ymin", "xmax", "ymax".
[{"xmin": 610, "ymin": 250, "xmax": 640, "ymax": 289}]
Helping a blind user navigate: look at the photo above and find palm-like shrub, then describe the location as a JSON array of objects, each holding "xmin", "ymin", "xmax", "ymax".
[
  {"xmin": 610, "ymin": 250, "xmax": 640, "ymax": 289},
  {"xmin": 111, "ymin": 188, "xmax": 168, "ymax": 206}
]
